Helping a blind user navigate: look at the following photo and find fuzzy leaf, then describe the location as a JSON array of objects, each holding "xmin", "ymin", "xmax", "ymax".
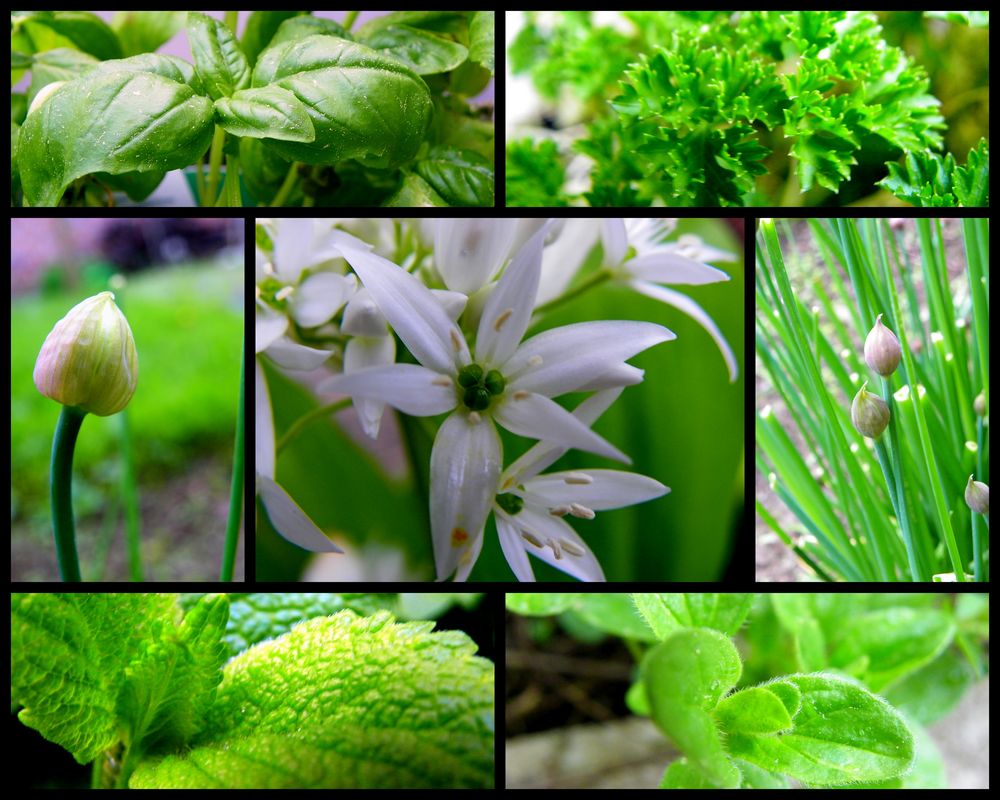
[
  {"xmin": 129, "ymin": 611, "xmax": 494, "ymax": 789},
  {"xmin": 505, "ymin": 592, "xmax": 583, "ymax": 615},
  {"xmin": 715, "ymin": 686, "xmax": 793, "ymax": 735},
  {"xmin": 632, "ymin": 593, "xmax": 754, "ymax": 639}
]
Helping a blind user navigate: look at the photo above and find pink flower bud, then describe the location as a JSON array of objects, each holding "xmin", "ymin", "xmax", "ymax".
[
  {"xmin": 864, "ymin": 314, "xmax": 901, "ymax": 377},
  {"xmin": 964, "ymin": 475, "xmax": 989, "ymax": 515},
  {"xmin": 33, "ymin": 292, "xmax": 138, "ymax": 416},
  {"xmin": 851, "ymin": 381, "xmax": 889, "ymax": 439}
]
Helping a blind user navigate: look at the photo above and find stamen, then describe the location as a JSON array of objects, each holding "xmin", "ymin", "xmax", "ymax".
[
  {"xmin": 493, "ymin": 308, "xmax": 514, "ymax": 331},
  {"xmin": 255, "ymin": 285, "xmax": 262, "ymax": 300},
  {"xmin": 548, "ymin": 505, "xmax": 570, "ymax": 517},
  {"xmin": 569, "ymin": 503, "xmax": 596, "ymax": 520},
  {"xmin": 275, "ymin": 286, "xmax": 294, "ymax": 301},
  {"xmin": 512, "ymin": 390, "xmax": 530, "ymax": 400},
  {"xmin": 527, "ymin": 355, "xmax": 543, "ymax": 368},
  {"xmin": 564, "ymin": 472, "xmax": 593, "ymax": 485},
  {"xmin": 468, "ymin": 411, "xmax": 482, "ymax": 424},
  {"xmin": 546, "ymin": 538, "xmax": 563, "ymax": 559},
  {"xmin": 521, "ymin": 530, "xmax": 543, "ymax": 548},
  {"xmin": 432, "ymin": 376, "xmax": 453, "ymax": 387},
  {"xmin": 560, "ymin": 539, "xmax": 585, "ymax": 557},
  {"xmin": 449, "ymin": 329, "xmax": 463, "ymax": 351},
  {"xmin": 501, "ymin": 476, "xmax": 516, "ymax": 491}
]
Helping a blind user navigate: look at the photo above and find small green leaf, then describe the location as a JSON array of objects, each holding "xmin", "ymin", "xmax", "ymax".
[
  {"xmin": 631, "ymin": 593, "xmax": 754, "ymax": 639},
  {"xmin": 575, "ymin": 593, "xmax": 661, "ymax": 641},
  {"xmin": 715, "ymin": 686, "xmax": 793, "ymax": 734},
  {"xmin": 505, "ymin": 592, "xmax": 583, "ymax": 615},
  {"xmin": 643, "ymin": 628, "xmax": 742, "ymax": 788},
  {"xmin": 214, "ymin": 86, "xmax": 315, "ymax": 142},
  {"xmin": 25, "ymin": 11, "xmax": 123, "ymax": 61},
  {"xmin": 468, "ymin": 11, "xmax": 495, "ymax": 75},
  {"xmin": 187, "ymin": 12, "xmax": 250, "ymax": 100},
  {"xmin": 364, "ymin": 25, "xmax": 468, "ymax": 75},
  {"xmin": 415, "ymin": 146, "xmax": 494, "ymax": 206},
  {"xmin": 726, "ymin": 673, "xmax": 915, "ymax": 786},
  {"xmin": 130, "ymin": 611, "xmax": 494, "ymax": 789},
  {"xmin": 383, "ymin": 173, "xmax": 448, "ymax": 207}
]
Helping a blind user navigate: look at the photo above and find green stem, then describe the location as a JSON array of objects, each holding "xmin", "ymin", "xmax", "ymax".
[
  {"xmin": 881, "ymin": 378, "xmax": 924, "ymax": 581},
  {"xmin": 342, "ymin": 11, "xmax": 360, "ymax": 30},
  {"xmin": 119, "ymin": 409, "xmax": 142, "ymax": 581},
  {"xmin": 276, "ymin": 399, "xmax": 351, "ymax": 455},
  {"xmin": 220, "ymin": 341, "xmax": 245, "ymax": 582},
  {"xmin": 533, "ymin": 269, "xmax": 613, "ymax": 316},
  {"xmin": 270, "ymin": 161, "xmax": 300, "ymax": 207},
  {"xmin": 204, "ymin": 126, "xmax": 226, "ymax": 205},
  {"xmin": 223, "ymin": 10, "xmax": 238, "ymax": 34},
  {"xmin": 50, "ymin": 405, "xmax": 87, "ymax": 582}
]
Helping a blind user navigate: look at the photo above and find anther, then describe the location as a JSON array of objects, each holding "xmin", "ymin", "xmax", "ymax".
[
  {"xmin": 527, "ymin": 355, "xmax": 543, "ymax": 368},
  {"xmin": 493, "ymin": 308, "xmax": 514, "ymax": 331},
  {"xmin": 546, "ymin": 538, "xmax": 563, "ymax": 559},
  {"xmin": 468, "ymin": 411, "xmax": 482, "ymax": 424},
  {"xmin": 521, "ymin": 530, "xmax": 543, "ymax": 548},
  {"xmin": 564, "ymin": 472, "xmax": 593, "ymax": 485},
  {"xmin": 432, "ymin": 376, "xmax": 453, "ymax": 387},
  {"xmin": 560, "ymin": 539, "xmax": 585, "ymax": 557},
  {"xmin": 548, "ymin": 505, "xmax": 570, "ymax": 517},
  {"xmin": 275, "ymin": 286, "xmax": 294, "ymax": 301},
  {"xmin": 569, "ymin": 503, "xmax": 596, "ymax": 520},
  {"xmin": 512, "ymin": 390, "xmax": 529, "ymax": 400},
  {"xmin": 449, "ymin": 329, "xmax": 463, "ymax": 351}
]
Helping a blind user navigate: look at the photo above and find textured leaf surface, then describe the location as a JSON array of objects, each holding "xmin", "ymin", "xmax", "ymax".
[
  {"xmin": 186, "ymin": 11, "xmax": 250, "ymax": 100},
  {"xmin": 11, "ymin": 593, "xmax": 178, "ymax": 763},
  {"xmin": 632, "ymin": 593, "xmax": 754, "ymax": 639},
  {"xmin": 364, "ymin": 25, "xmax": 468, "ymax": 75},
  {"xmin": 130, "ymin": 611, "xmax": 494, "ymax": 789},
  {"xmin": 17, "ymin": 69, "xmax": 213, "ymax": 206},
  {"xmin": 643, "ymin": 628, "xmax": 742, "ymax": 788},
  {"xmin": 468, "ymin": 11, "xmax": 495, "ymax": 75},
  {"xmin": 414, "ymin": 146, "xmax": 493, "ymax": 206},
  {"xmin": 726, "ymin": 673, "xmax": 915, "ymax": 786},
  {"xmin": 252, "ymin": 35, "xmax": 432, "ymax": 168},
  {"xmin": 214, "ymin": 86, "xmax": 315, "ymax": 142}
]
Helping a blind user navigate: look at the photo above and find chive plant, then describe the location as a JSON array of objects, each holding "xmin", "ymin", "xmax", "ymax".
[{"xmin": 756, "ymin": 218, "xmax": 989, "ymax": 582}]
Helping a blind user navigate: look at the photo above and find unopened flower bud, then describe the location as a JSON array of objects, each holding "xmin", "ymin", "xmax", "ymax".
[
  {"xmin": 851, "ymin": 381, "xmax": 889, "ymax": 439},
  {"xmin": 864, "ymin": 314, "xmax": 901, "ymax": 377},
  {"xmin": 964, "ymin": 475, "xmax": 989, "ymax": 515},
  {"xmin": 33, "ymin": 291, "xmax": 138, "ymax": 416}
]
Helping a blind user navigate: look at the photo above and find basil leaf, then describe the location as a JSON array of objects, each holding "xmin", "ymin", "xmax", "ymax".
[
  {"xmin": 726, "ymin": 673, "xmax": 915, "ymax": 786},
  {"xmin": 187, "ymin": 12, "xmax": 250, "ymax": 100},
  {"xmin": 240, "ymin": 11, "xmax": 309, "ymax": 67},
  {"xmin": 364, "ymin": 25, "xmax": 468, "ymax": 75},
  {"xmin": 23, "ymin": 11, "xmax": 123, "ymax": 61},
  {"xmin": 18, "ymin": 70, "xmax": 214, "ymax": 207},
  {"xmin": 253, "ymin": 35, "xmax": 432, "ymax": 169},
  {"xmin": 414, "ymin": 147, "xmax": 493, "ymax": 206},
  {"xmin": 468, "ymin": 11, "xmax": 495, "ymax": 75},
  {"xmin": 214, "ymin": 86, "xmax": 315, "ymax": 142},
  {"xmin": 27, "ymin": 48, "xmax": 98, "ymax": 102},
  {"xmin": 643, "ymin": 628, "xmax": 742, "ymax": 788},
  {"xmin": 384, "ymin": 173, "xmax": 448, "ymax": 206},
  {"xmin": 632, "ymin": 593, "xmax": 754, "ymax": 639},
  {"xmin": 268, "ymin": 16, "xmax": 353, "ymax": 50},
  {"xmin": 91, "ymin": 53, "xmax": 204, "ymax": 94},
  {"xmin": 111, "ymin": 11, "xmax": 186, "ymax": 57}
]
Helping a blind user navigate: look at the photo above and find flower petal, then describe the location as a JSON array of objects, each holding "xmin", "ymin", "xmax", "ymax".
[
  {"xmin": 319, "ymin": 363, "xmax": 456, "ymax": 417},
  {"xmin": 341, "ymin": 287, "xmax": 387, "ymax": 337},
  {"xmin": 625, "ymin": 252, "xmax": 730, "ymax": 285},
  {"xmin": 502, "ymin": 389, "xmax": 623, "ymax": 484},
  {"xmin": 601, "ymin": 219, "xmax": 629, "ymax": 266},
  {"xmin": 257, "ymin": 474, "xmax": 344, "ymax": 552},
  {"xmin": 435, "ymin": 219, "xmax": 518, "ymax": 294},
  {"xmin": 336, "ymin": 236, "xmax": 469, "ymax": 373},
  {"xmin": 494, "ymin": 391, "xmax": 629, "ymax": 463},
  {"xmin": 514, "ymin": 505, "xmax": 606, "ymax": 581},
  {"xmin": 505, "ymin": 320, "xmax": 674, "ymax": 397},
  {"xmin": 255, "ymin": 302, "xmax": 288, "ymax": 354},
  {"xmin": 524, "ymin": 469, "xmax": 669, "ymax": 510},
  {"xmin": 344, "ymin": 336, "xmax": 396, "ymax": 438},
  {"xmin": 263, "ymin": 338, "xmax": 332, "ymax": 370},
  {"xmin": 630, "ymin": 280, "xmax": 738, "ymax": 382},
  {"xmin": 537, "ymin": 219, "xmax": 598, "ymax": 305},
  {"xmin": 255, "ymin": 358, "xmax": 275, "ymax": 480},
  {"xmin": 475, "ymin": 223, "xmax": 550, "ymax": 366},
  {"xmin": 495, "ymin": 512, "xmax": 536, "ymax": 581},
  {"xmin": 430, "ymin": 412, "xmax": 502, "ymax": 581},
  {"xmin": 289, "ymin": 272, "xmax": 354, "ymax": 327}
]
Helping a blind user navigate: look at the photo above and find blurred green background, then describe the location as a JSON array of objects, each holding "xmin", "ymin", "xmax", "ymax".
[
  {"xmin": 11, "ymin": 260, "xmax": 244, "ymax": 582},
  {"xmin": 258, "ymin": 218, "xmax": 744, "ymax": 582}
]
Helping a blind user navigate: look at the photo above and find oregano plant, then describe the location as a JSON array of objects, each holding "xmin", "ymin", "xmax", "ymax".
[
  {"xmin": 506, "ymin": 592, "xmax": 988, "ymax": 789},
  {"xmin": 11, "ymin": 593, "xmax": 494, "ymax": 789}
]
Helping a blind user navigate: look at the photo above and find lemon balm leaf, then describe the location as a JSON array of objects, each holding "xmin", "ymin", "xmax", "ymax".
[
  {"xmin": 632, "ymin": 593, "xmax": 754, "ymax": 639},
  {"xmin": 129, "ymin": 610, "xmax": 494, "ymax": 789}
]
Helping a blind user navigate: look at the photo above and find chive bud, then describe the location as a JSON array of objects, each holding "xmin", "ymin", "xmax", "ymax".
[
  {"xmin": 33, "ymin": 291, "xmax": 138, "ymax": 416},
  {"xmin": 851, "ymin": 381, "xmax": 889, "ymax": 439},
  {"xmin": 964, "ymin": 475, "xmax": 989, "ymax": 515},
  {"xmin": 864, "ymin": 314, "xmax": 901, "ymax": 377}
]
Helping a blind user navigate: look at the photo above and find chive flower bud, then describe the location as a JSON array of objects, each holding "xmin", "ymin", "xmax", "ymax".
[
  {"xmin": 864, "ymin": 314, "xmax": 901, "ymax": 377},
  {"xmin": 851, "ymin": 381, "xmax": 889, "ymax": 439},
  {"xmin": 33, "ymin": 291, "xmax": 138, "ymax": 416},
  {"xmin": 964, "ymin": 475, "xmax": 989, "ymax": 515}
]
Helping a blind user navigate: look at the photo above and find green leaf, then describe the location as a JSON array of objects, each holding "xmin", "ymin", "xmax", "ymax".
[
  {"xmin": 130, "ymin": 611, "xmax": 494, "ymax": 789},
  {"xmin": 643, "ymin": 628, "xmax": 742, "ymax": 788},
  {"xmin": 632, "ymin": 593, "xmax": 754, "ymax": 639},
  {"xmin": 383, "ymin": 173, "xmax": 448, "ymax": 206},
  {"xmin": 364, "ymin": 25, "xmax": 468, "ymax": 75},
  {"xmin": 468, "ymin": 11, "xmax": 495, "ymax": 75},
  {"xmin": 187, "ymin": 12, "xmax": 250, "ymax": 100},
  {"xmin": 574, "ymin": 593, "xmax": 661, "ymax": 641},
  {"xmin": 769, "ymin": 593, "xmax": 828, "ymax": 671},
  {"xmin": 505, "ymin": 138, "xmax": 569, "ymax": 207},
  {"xmin": 714, "ymin": 686, "xmax": 793, "ymax": 734},
  {"xmin": 726, "ymin": 673, "xmax": 915, "ymax": 786},
  {"xmin": 24, "ymin": 11, "xmax": 123, "ymax": 61},
  {"xmin": 414, "ymin": 146, "xmax": 494, "ymax": 206},
  {"xmin": 11, "ymin": 593, "xmax": 179, "ymax": 763},
  {"xmin": 240, "ymin": 11, "xmax": 309, "ymax": 66},
  {"xmin": 252, "ymin": 35, "xmax": 433, "ymax": 169},
  {"xmin": 884, "ymin": 647, "xmax": 977, "ymax": 725},
  {"xmin": 17, "ymin": 69, "xmax": 214, "ymax": 206},
  {"xmin": 111, "ymin": 11, "xmax": 186, "ymax": 57},
  {"xmin": 505, "ymin": 592, "xmax": 583, "ymax": 615},
  {"xmin": 267, "ymin": 16, "xmax": 353, "ymax": 50},
  {"xmin": 214, "ymin": 85, "xmax": 315, "ymax": 142},
  {"xmin": 829, "ymin": 607, "xmax": 956, "ymax": 692},
  {"xmin": 26, "ymin": 48, "xmax": 98, "ymax": 102}
]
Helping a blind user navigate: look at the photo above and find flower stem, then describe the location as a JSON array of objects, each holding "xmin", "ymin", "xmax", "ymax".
[
  {"xmin": 880, "ymin": 378, "xmax": 925, "ymax": 581},
  {"xmin": 532, "ymin": 268, "xmax": 613, "ymax": 317},
  {"xmin": 276, "ymin": 398, "xmax": 351, "ymax": 455},
  {"xmin": 50, "ymin": 405, "xmax": 87, "ymax": 582},
  {"xmin": 342, "ymin": 11, "xmax": 359, "ymax": 30},
  {"xmin": 220, "ymin": 341, "xmax": 245, "ymax": 581}
]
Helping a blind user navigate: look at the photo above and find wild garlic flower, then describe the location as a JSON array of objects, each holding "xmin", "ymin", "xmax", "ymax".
[{"xmin": 320, "ymin": 225, "xmax": 674, "ymax": 580}]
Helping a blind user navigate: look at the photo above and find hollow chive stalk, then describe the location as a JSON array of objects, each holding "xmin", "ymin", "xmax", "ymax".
[
  {"xmin": 49, "ymin": 406, "xmax": 87, "ymax": 581},
  {"xmin": 220, "ymin": 338, "xmax": 245, "ymax": 581}
]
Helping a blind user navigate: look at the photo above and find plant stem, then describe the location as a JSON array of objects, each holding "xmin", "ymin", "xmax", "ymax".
[
  {"xmin": 50, "ymin": 405, "xmax": 87, "ymax": 582},
  {"xmin": 880, "ymin": 378, "xmax": 924, "ymax": 581},
  {"xmin": 342, "ymin": 11, "xmax": 360, "ymax": 30},
  {"xmin": 533, "ymin": 268, "xmax": 613, "ymax": 316},
  {"xmin": 205, "ymin": 126, "xmax": 226, "ymax": 205},
  {"xmin": 119, "ymin": 409, "xmax": 143, "ymax": 581},
  {"xmin": 276, "ymin": 399, "xmax": 351, "ymax": 455},
  {"xmin": 220, "ymin": 340, "xmax": 245, "ymax": 582},
  {"xmin": 270, "ymin": 161, "xmax": 300, "ymax": 207}
]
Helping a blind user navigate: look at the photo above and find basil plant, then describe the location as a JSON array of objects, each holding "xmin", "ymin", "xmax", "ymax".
[{"xmin": 11, "ymin": 11, "xmax": 495, "ymax": 207}]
